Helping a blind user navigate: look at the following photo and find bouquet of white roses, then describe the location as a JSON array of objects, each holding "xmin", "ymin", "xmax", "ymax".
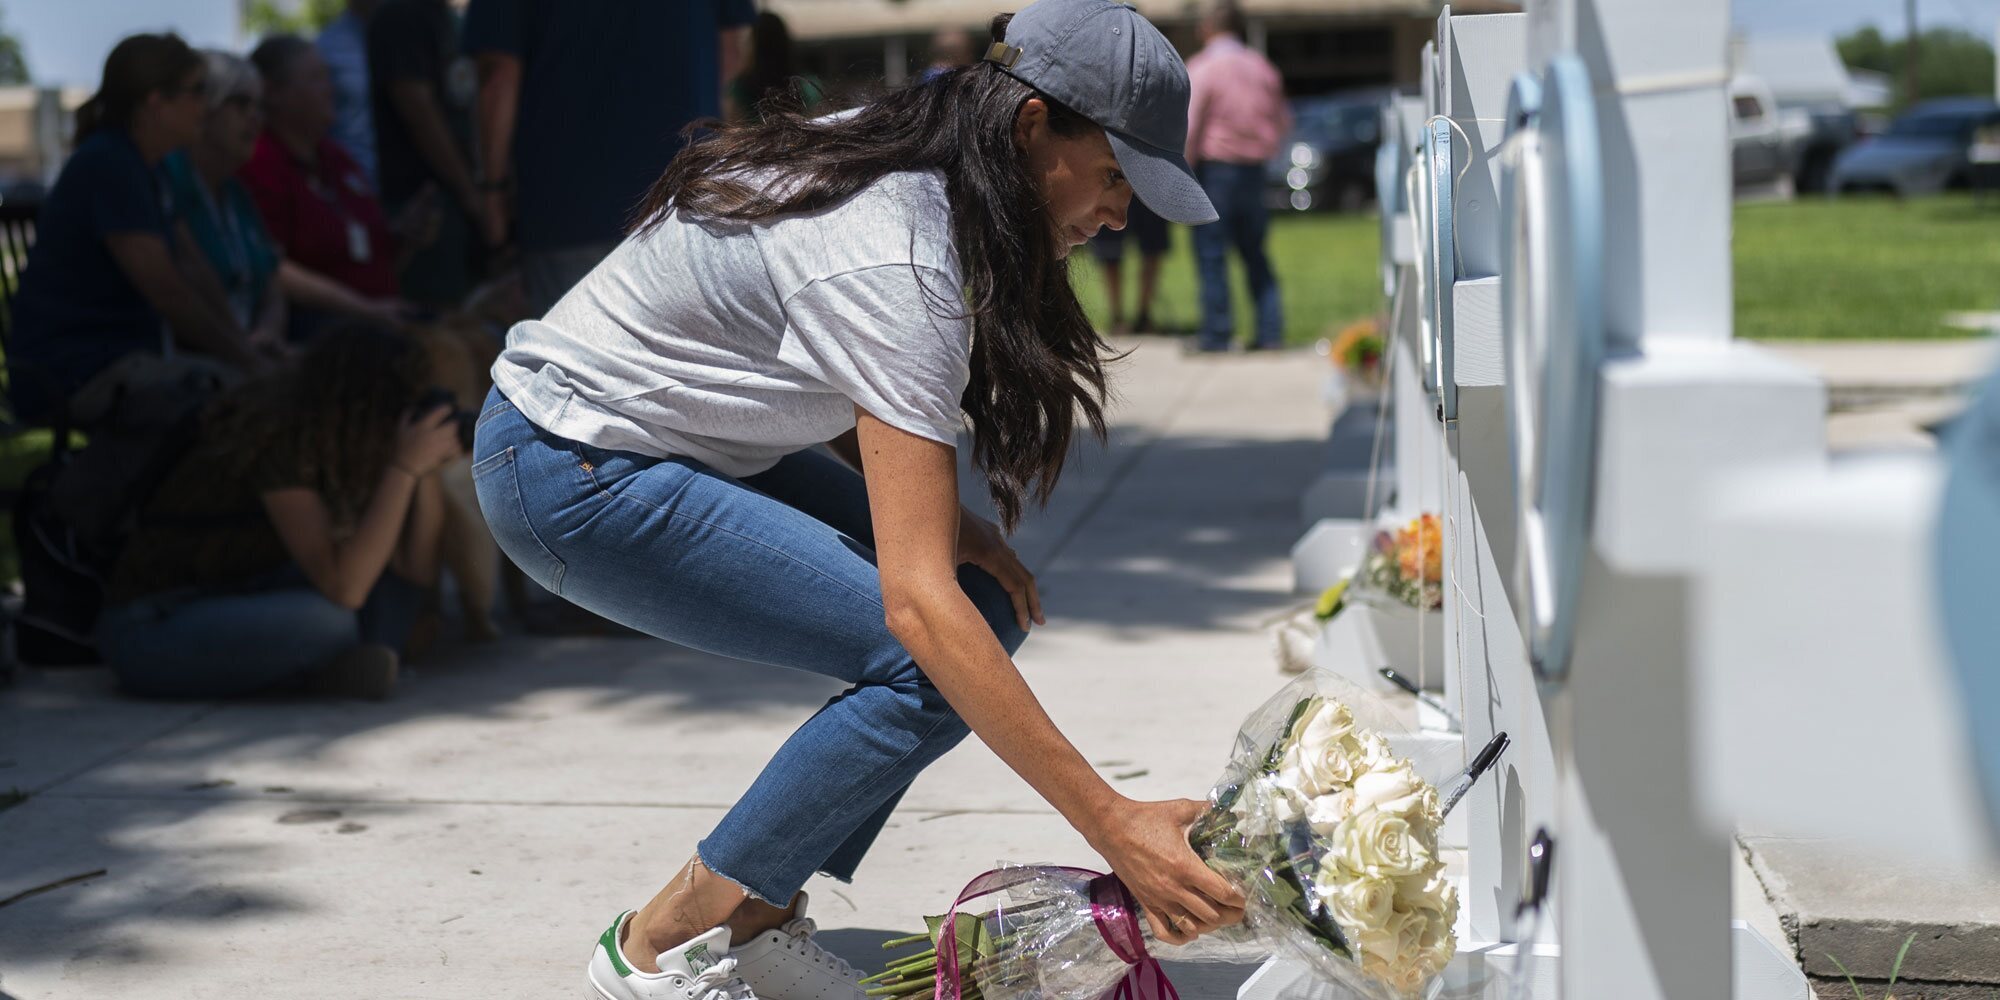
[{"xmin": 865, "ymin": 671, "xmax": 1506, "ymax": 1000}]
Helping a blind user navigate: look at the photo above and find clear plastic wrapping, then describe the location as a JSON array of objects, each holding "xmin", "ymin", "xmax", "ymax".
[{"xmin": 868, "ymin": 671, "xmax": 1494, "ymax": 1000}]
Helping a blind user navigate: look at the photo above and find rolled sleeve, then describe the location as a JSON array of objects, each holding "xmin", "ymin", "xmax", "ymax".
[{"xmin": 778, "ymin": 266, "xmax": 970, "ymax": 446}]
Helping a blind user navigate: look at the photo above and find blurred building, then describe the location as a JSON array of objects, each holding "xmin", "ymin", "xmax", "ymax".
[
  {"xmin": 764, "ymin": 0, "xmax": 1521, "ymax": 98},
  {"xmin": 0, "ymin": 87, "xmax": 88, "ymax": 197}
]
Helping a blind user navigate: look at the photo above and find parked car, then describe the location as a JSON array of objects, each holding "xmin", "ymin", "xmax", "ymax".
[
  {"xmin": 1789, "ymin": 104, "xmax": 1862, "ymax": 194},
  {"xmin": 1828, "ymin": 97, "xmax": 2000, "ymax": 196},
  {"xmin": 1730, "ymin": 74, "xmax": 1811, "ymax": 194},
  {"xmin": 1266, "ymin": 91, "xmax": 1393, "ymax": 213}
]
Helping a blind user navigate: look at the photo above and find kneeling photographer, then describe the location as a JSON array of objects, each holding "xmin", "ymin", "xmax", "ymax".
[{"xmin": 95, "ymin": 324, "xmax": 465, "ymax": 700}]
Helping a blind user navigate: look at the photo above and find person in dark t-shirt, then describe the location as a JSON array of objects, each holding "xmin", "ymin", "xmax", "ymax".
[
  {"xmin": 367, "ymin": 0, "xmax": 483, "ymax": 308},
  {"xmin": 462, "ymin": 0, "xmax": 755, "ymax": 315}
]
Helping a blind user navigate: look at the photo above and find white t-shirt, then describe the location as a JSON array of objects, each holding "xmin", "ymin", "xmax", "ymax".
[{"xmin": 491, "ymin": 169, "xmax": 969, "ymax": 478}]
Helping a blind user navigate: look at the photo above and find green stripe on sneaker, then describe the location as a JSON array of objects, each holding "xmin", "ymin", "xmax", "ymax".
[{"xmin": 601, "ymin": 912, "xmax": 635, "ymax": 978}]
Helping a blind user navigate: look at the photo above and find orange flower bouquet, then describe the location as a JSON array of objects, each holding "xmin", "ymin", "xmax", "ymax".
[
  {"xmin": 1362, "ymin": 514, "xmax": 1443, "ymax": 611},
  {"xmin": 1329, "ymin": 318, "xmax": 1386, "ymax": 390}
]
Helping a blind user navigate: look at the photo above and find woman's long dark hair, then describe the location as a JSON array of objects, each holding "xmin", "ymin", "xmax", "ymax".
[
  {"xmin": 75, "ymin": 33, "xmax": 203, "ymax": 142},
  {"xmin": 635, "ymin": 18, "xmax": 1113, "ymax": 531}
]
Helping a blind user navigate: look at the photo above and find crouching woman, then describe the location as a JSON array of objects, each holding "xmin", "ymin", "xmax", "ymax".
[{"xmin": 97, "ymin": 325, "xmax": 463, "ymax": 699}]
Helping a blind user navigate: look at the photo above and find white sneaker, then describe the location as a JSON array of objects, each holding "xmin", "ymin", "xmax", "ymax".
[
  {"xmin": 730, "ymin": 893, "xmax": 868, "ymax": 1000},
  {"xmin": 586, "ymin": 914, "xmax": 758, "ymax": 1000}
]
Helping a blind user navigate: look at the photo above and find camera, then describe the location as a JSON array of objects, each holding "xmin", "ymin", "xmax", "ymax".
[{"xmin": 414, "ymin": 386, "xmax": 477, "ymax": 452}]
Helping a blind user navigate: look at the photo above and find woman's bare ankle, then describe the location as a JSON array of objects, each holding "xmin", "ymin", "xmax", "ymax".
[
  {"xmin": 723, "ymin": 893, "xmax": 799, "ymax": 942},
  {"xmin": 623, "ymin": 857, "xmax": 749, "ymax": 974},
  {"xmin": 621, "ymin": 912, "xmax": 667, "ymax": 974}
]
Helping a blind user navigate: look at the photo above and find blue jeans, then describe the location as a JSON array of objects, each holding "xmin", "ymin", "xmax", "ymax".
[
  {"xmin": 1193, "ymin": 160, "xmax": 1283, "ymax": 349},
  {"xmin": 470, "ymin": 388, "xmax": 1028, "ymax": 903},
  {"xmin": 99, "ymin": 565, "xmax": 424, "ymax": 699}
]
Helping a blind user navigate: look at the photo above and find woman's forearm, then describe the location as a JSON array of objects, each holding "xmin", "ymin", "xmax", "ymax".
[
  {"xmin": 392, "ymin": 470, "xmax": 445, "ymax": 586},
  {"xmin": 887, "ymin": 582, "xmax": 1121, "ymax": 840},
  {"xmin": 325, "ymin": 466, "xmax": 422, "ymax": 608}
]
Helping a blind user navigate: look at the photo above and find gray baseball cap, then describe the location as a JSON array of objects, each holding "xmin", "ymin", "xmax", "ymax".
[{"xmin": 985, "ymin": 0, "xmax": 1218, "ymax": 225}]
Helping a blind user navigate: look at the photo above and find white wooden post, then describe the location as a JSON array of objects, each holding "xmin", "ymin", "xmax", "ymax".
[
  {"xmin": 1490, "ymin": 1, "xmax": 1821, "ymax": 997},
  {"xmin": 1422, "ymin": 8, "xmax": 1545, "ymax": 955}
]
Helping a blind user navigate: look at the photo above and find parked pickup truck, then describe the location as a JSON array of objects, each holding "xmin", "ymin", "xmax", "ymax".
[{"xmin": 1730, "ymin": 74, "xmax": 1813, "ymax": 194}]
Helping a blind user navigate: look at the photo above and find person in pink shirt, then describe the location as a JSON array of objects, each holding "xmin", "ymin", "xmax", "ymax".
[{"xmin": 1184, "ymin": 4, "xmax": 1291, "ymax": 351}]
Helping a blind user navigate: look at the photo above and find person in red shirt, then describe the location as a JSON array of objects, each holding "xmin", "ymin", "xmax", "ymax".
[{"xmin": 242, "ymin": 34, "xmax": 432, "ymax": 339}]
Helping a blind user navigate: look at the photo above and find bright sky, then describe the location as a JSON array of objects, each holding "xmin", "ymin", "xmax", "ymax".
[{"xmin": 8, "ymin": 0, "xmax": 2000, "ymax": 88}]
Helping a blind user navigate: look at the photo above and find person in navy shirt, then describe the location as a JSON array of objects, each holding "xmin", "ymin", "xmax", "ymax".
[
  {"xmin": 10, "ymin": 33, "xmax": 265, "ymax": 421},
  {"xmin": 462, "ymin": 0, "xmax": 755, "ymax": 315}
]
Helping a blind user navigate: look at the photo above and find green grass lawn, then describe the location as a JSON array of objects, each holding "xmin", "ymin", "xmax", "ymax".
[{"xmin": 1073, "ymin": 194, "xmax": 2000, "ymax": 345}]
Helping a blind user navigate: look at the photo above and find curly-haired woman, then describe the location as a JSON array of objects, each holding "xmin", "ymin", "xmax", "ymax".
[
  {"xmin": 97, "ymin": 325, "xmax": 463, "ymax": 699},
  {"xmin": 472, "ymin": 4, "xmax": 1247, "ymax": 998}
]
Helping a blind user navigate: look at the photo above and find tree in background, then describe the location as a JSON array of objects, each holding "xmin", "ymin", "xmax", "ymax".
[
  {"xmin": 0, "ymin": 3, "xmax": 29, "ymax": 85},
  {"xmin": 244, "ymin": 0, "xmax": 345, "ymax": 36},
  {"xmin": 1838, "ymin": 26, "xmax": 1996, "ymax": 108}
]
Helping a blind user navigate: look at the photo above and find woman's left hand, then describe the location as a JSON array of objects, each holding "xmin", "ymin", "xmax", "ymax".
[{"xmin": 957, "ymin": 508, "xmax": 1043, "ymax": 632}]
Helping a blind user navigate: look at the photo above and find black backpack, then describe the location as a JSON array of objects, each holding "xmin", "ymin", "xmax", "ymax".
[{"xmin": 13, "ymin": 359, "xmax": 224, "ymax": 664}]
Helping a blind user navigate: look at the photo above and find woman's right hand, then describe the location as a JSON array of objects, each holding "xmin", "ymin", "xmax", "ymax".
[
  {"xmin": 1086, "ymin": 796, "xmax": 1247, "ymax": 947},
  {"xmin": 394, "ymin": 403, "xmax": 464, "ymax": 477}
]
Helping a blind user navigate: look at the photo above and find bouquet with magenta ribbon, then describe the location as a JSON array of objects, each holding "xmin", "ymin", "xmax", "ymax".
[{"xmin": 865, "ymin": 671, "xmax": 1508, "ymax": 1000}]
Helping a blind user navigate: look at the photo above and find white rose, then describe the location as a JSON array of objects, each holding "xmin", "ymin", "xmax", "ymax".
[
  {"xmin": 1271, "ymin": 786, "xmax": 1307, "ymax": 826},
  {"xmin": 1231, "ymin": 779, "xmax": 1306, "ymax": 840},
  {"xmin": 1383, "ymin": 957, "xmax": 1432, "ymax": 997},
  {"xmin": 1395, "ymin": 870, "xmax": 1459, "ymax": 925},
  {"xmin": 1410, "ymin": 901, "xmax": 1456, "ymax": 974},
  {"xmin": 1334, "ymin": 810, "xmax": 1432, "ymax": 879},
  {"xmin": 1351, "ymin": 760, "xmax": 1428, "ymax": 819},
  {"xmin": 1280, "ymin": 732, "xmax": 1365, "ymax": 798},
  {"xmin": 1359, "ymin": 951, "xmax": 1431, "ymax": 998},
  {"xmin": 1355, "ymin": 732, "xmax": 1396, "ymax": 769},
  {"xmin": 1306, "ymin": 789, "xmax": 1358, "ymax": 836},
  {"xmin": 1289, "ymin": 699, "xmax": 1356, "ymax": 748},
  {"xmin": 1320, "ymin": 874, "xmax": 1395, "ymax": 935},
  {"xmin": 1358, "ymin": 906, "xmax": 1437, "ymax": 997},
  {"xmin": 1352, "ymin": 906, "xmax": 1420, "ymax": 964}
]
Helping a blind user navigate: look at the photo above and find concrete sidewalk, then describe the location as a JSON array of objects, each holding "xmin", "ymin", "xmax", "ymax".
[
  {"xmin": 1756, "ymin": 338, "xmax": 1996, "ymax": 453},
  {"xmin": 0, "ymin": 340, "xmax": 1330, "ymax": 1000}
]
